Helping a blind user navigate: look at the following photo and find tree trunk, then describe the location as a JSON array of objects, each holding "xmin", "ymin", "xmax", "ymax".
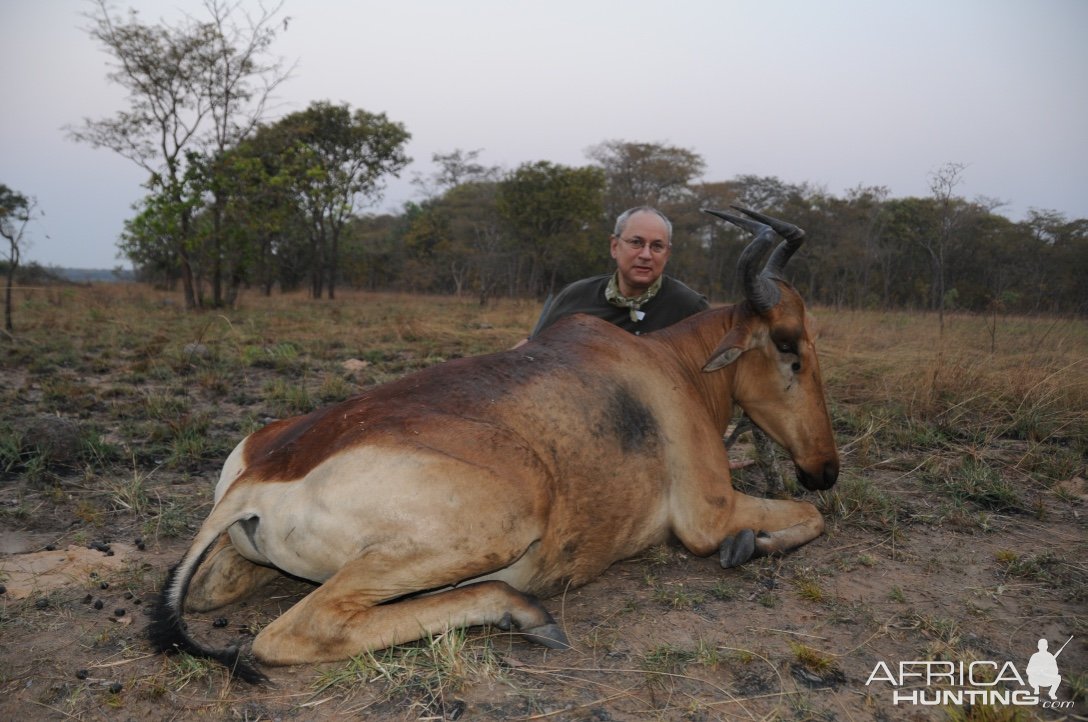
[
  {"xmin": 4, "ymin": 266, "xmax": 14, "ymax": 333},
  {"xmin": 179, "ymin": 251, "xmax": 199, "ymax": 310},
  {"xmin": 309, "ymin": 230, "xmax": 323, "ymax": 299},
  {"xmin": 327, "ymin": 227, "xmax": 339, "ymax": 300},
  {"xmin": 176, "ymin": 200, "xmax": 199, "ymax": 309},
  {"xmin": 211, "ymin": 194, "xmax": 224, "ymax": 307},
  {"xmin": 226, "ymin": 267, "xmax": 243, "ymax": 307}
]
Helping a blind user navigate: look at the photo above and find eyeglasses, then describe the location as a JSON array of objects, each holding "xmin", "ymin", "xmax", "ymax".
[{"xmin": 618, "ymin": 237, "xmax": 671, "ymax": 255}]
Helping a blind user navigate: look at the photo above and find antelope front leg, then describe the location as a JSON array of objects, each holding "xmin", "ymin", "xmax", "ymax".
[
  {"xmin": 666, "ymin": 428, "xmax": 825, "ymax": 568},
  {"xmin": 717, "ymin": 492, "xmax": 825, "ymax": 568}
]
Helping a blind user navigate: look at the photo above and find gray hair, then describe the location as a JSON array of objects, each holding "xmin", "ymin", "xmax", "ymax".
[{"xmin": 613, "ymin": 206, "xmax": 673, "ymax": 242}]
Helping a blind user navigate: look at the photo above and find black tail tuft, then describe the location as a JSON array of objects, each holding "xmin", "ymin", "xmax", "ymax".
[
  {"xmin": 147, "ymin": 564, "xmax": 187, "ymax": 653},
  {"xmin": 148, "ymin": 561, "xmax": 269, "ymax": 685}
]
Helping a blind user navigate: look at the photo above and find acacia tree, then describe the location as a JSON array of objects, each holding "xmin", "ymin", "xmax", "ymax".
[
  {"xmin": 0, "ymin": 184, "xmax": 38, "ymax": 334},
  {"xmin": 69, "ymin": 0, "xmax": 289, "ymax": 309},
  {"xmin": 272, "ymin": 102, "xmax": 410, "ymax": 299}
]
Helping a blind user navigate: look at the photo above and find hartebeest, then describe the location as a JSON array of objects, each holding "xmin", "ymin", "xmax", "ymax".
[{"xmin": 150, "ymin": 207, "xmax": 839, "ymax": 682}]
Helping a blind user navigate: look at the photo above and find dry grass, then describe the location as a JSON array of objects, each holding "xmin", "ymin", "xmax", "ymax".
[
  {"xmin": 815, "ymin": 309, "xmax": 1086, "ymax": 520},
  {"xmin": 818, "ymin": 309, "xmax": 1086, "ymax": 445}
]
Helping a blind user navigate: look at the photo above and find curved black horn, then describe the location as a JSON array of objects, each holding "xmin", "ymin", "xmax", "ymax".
[
  {"xmin": 701, "ymin": 208, "xmax": 780, "ymax": 312},
  {"xmin": 730, "ymin": 205, "xmax": 806, "ymax": 276}
]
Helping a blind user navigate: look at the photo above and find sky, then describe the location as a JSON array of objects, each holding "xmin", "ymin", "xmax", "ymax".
[{"xmin": 2, "ymin": 0, "xmax": 1087, "ymax": 269}]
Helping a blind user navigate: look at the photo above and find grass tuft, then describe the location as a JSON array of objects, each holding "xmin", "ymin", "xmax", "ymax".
[{"xmin": 313, "ymin": 628, "xmax": 503, "ymax": 715}]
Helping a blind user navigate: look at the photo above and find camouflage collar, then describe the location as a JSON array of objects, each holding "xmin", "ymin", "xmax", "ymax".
[{"xmin": 605, "ymin": 273, "xmax": 662, "ymax": 322}]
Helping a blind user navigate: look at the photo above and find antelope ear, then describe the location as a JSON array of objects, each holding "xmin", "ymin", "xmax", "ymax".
[{"xmin": 703, "ymin": 324, "xmax": 753, "ymax": 372}]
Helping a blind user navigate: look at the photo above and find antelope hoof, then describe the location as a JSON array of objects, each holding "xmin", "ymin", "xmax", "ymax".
[
  {"xmin": 719, "ymin": 528, "xmax": 756, "ymax": 569},
  {"xmin": 521, "ymin": 623, "xmax": 571, "ymax": 650}
]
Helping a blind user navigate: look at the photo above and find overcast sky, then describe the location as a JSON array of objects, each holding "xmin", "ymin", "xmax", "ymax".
[{"xmin": 3, "ymin": 0, "xmax": 1086, "ymax": 269}]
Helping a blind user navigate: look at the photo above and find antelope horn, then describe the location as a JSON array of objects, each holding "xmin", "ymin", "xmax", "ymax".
[
  {"xmin": 701, "ymin": 208, "xmax": 780, "ymax": 313},
  {"xmin": 730, "ymin": 205, "xmax": 806, "ymax": 276}
]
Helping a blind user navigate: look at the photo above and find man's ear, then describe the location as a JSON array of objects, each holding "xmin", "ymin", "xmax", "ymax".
[{"xmin": 703, "ymin": 324, "xmax": 753, "ymax": 372}]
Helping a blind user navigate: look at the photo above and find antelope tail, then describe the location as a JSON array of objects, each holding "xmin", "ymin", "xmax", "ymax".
[{"xmin": 147, "ymin": 506, "xmax": 268, "ymax": 684}]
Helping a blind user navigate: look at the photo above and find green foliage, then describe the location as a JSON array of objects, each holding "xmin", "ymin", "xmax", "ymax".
[
  {"xmin": 263, "ymin": 101, "xmax": 412, "ymax": 300},
  {"xmin": 496, "ymin": 160, "xmax": 607, "ymax": 293}
]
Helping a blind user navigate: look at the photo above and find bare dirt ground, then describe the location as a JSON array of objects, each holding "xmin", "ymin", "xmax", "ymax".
[{"xmin": 1, "ymin": 287, "xmax": 1085, "ymax": 721}]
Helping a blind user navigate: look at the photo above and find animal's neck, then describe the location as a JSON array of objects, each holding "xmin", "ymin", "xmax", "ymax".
[{"xmin": 647, "ymin": 305, "xmax": 740, "ymax": 433}]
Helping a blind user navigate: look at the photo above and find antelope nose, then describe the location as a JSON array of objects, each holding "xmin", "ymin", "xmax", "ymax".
[{"xmin": 796, "ymin": 458, "xmax": 838, "ymax": 491}]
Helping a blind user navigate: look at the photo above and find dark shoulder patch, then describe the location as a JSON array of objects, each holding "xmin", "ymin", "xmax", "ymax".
[{"xmin": 602, "ymin": 384, "xmax": 659, "ymax": 453}]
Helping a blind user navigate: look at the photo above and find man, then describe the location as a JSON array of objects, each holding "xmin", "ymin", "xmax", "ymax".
[{"xmin": 528, "ymin": 206, "xmax": 708, "ymax": 339}]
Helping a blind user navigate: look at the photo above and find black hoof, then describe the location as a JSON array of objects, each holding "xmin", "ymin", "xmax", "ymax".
[
  {"xmin": 521, "ymin": 623, "xmax": 571, "ymax": 650},
  {"xmin": 719, "ymin": 528, "xmax": 756, "ymax": 569}
]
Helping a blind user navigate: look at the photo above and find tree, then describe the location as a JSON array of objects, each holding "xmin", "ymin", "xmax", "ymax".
[
  {"xmin": 728, "ymin": 174, "xmax": 806, "ymax": 211},
  {"xmin": 120, "ymin": 188, "xmax": 186, "ymax": 289},
  {"xmin": 878, "ymin": 197, "xmax": 941, "ymax": 309},
  {"xmin": 69, "ymin": 0, "xmax": 289, "ymax": 309},
  {"xmin": 0, "ymin": 184, "xmax": 38, "ymax": 334},
  {"xmin": 814, "ymin": 185, "xmax": 889, "ymax": 308},
  {"xmin": 217, "ymin": 134, "xmax": 303, "ymax": 297},
  {"xmin": 673, "ymin": 181, "xmax": 744, "ymax": 300},
  {"xmin": 681, "ymin": 175, "xmax": 816, "ymax": 302},
  {"xmin": 199, "ymin": 0, "xmax": 292, "ymax": 306},
  {"xmin": 447, "ymin": 181, "xmax": 509, "ymax": 304},
  {"xmin": 586, "ymin": 140, "xmax": 705, "ymax": 219},
  {"xmin": 339, "ymin": 212, "xmax": 405, "ymax": 291},
  {"xmin": 496, "ymin": 161, "xmax": 606, "ymax": 295},
  {"xmin": 1026, "ymin": 210, "xmax": 1088, "ymax": 314},
  {"xmin": 272, "ymin": 101, "xmax": 411, "ymax": 299},
  {"xmin": 403, "ymin": 151, "xmax": 508, "ymax": 300},
  {"xmin": 922, "ymin": 162, "xmax": 971, "ymax": 332},
  {"xmin": 411, "ymin": 148, "xmax": 500, "ymax": 198},
  {"xmin": 400, "ymin": 198, "xmax": 453, "ymax": 293}
]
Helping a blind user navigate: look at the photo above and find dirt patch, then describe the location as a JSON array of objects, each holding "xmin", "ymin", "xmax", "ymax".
[{"xmin": 0, "ymin": 543, "xmax": 136, "ymax": 599}]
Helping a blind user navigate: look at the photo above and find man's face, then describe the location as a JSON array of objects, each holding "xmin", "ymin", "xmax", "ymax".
[{"xmin": 610, "ymin": 211, "xmax": 671, "ymax": 296}]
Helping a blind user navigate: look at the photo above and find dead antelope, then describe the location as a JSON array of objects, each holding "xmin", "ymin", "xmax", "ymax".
[{"xmin": 150, "ymin": 206, "xmax": 839, "ymax": 681}]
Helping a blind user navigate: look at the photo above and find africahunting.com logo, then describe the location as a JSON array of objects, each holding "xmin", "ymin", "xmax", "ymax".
[{"xmin": 866, "ymin": 636, "xmax": 1076, "ymax": 709}]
